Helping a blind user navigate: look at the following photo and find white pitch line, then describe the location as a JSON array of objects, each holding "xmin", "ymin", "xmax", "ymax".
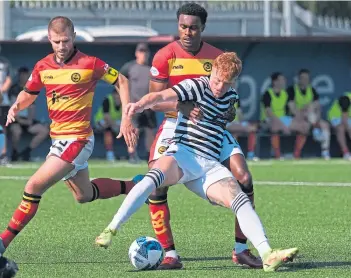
[
  {"xmin": 3, "ymin": 159, "xmax": 350, "ymax": 169},
  {"xmin": 1, "ymin": 176, "xmax": 350, "ymax": 187},
  {"xmin": 254, "ymin": 181, "xmax": 351, "ymax": 187},
  {"xmin": 1, "ymin": 162, "xmax": 148, "ymax": 169}
]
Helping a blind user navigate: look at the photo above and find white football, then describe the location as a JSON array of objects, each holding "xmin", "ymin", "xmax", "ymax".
[{"xmin": 128, "ymin": 236, "xmax": 164, "ymax": 270}]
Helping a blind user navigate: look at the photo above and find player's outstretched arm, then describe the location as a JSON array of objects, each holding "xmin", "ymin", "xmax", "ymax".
[
  {"xmin": 6, "ymin": 90, "xmax": 38, "ymax": 126},
  {"xmin": 126, "ymin": 89, "xmax": 178, "ymax": 117},
  {"xmin": 115, "ymin": 73, "xmax": 138, "ymax": 148},
  {"xmin": 149, "ymin": 80, "xmax": 178, "ymax": 112}
]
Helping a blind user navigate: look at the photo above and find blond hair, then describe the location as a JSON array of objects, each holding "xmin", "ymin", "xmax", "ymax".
[{"xmin": 213, "ymin": 52, "xmax": 242, "ymax": 81}]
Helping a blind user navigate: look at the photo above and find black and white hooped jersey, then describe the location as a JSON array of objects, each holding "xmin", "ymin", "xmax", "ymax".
[{"xmin": 172, "ymin": 76, "xmax": 239, "ymax": 160}]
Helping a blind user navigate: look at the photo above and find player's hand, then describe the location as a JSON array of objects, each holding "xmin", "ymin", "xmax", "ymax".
[
  {"xmin": 117, "ymin": 116, "xmax": 138, "ymax": 148},
  {"xmin": 6, "ymin": 103, "xmax": 20, "ymax": 126},
  {"xmin": 177, "ymin": 101, "xmax": 203, "ymax": 122},
  {"xmin": 125, "ymin": 103, "xmax": 144, "ymax": 117}
]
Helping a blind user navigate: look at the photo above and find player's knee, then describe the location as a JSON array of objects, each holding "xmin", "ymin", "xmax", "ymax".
[
  {"xmin": 148, "ymin": 187, "xmax": 169, "ymax": 203},
  {"xmin": 236, "ymin": 170, "xmax": 253, "ymax": 194},
  {"xmin": 74, "ymin": 194, "xmax": 91, "ymax": 204},
  {"xmin": 25, "ymin": 179, "xmax": 44, "ymax": 195}
]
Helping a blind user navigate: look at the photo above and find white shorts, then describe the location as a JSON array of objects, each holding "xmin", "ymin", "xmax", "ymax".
[
  {"xmin": 149, "ymin": 118, "xmax": 243, "ymax": 163},
  {"xmin": 48, "ymin": 136, "xmax": 94, "ymax": 180},
  {"xmin": 330, "ymin": 118, "xmax": 351, "ymax": 127},
  {"xmin": 164, "ymin": 143, "xmax": 233, "ymax": 201}
]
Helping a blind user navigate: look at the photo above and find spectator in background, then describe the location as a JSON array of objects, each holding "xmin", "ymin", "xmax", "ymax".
[
  {"xmin": 0, "ymin": 45, "xmax": 12, "ymax": 165},
  {"xmin": 226, "ymin": 99, "xmax": 259, "ymax": 161},
  {"xmin": 94, "ymin": 88, "xmax": 123, "ymax": 162},
  {"xmin": 8, "ymin": 67, "xmax": 49, "ymax": 161},
  {"xmin": 328, "ymin": 93, "xmax": 351, "ymax": 160},
  {"xmin": 120, "ymin": 42, "xmax": 156, "ymax": 162},
  {"xmin": 287, "ymin": 69, "xmax": 331, "ymax": 160},
  {"xmin": 261, "ymin": 72, "xmax": 310, "ymax": 159}
]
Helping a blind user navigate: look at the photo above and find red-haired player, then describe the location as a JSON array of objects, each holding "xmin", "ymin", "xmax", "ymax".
[{"xmin": 95, "ymin": 3, "xmax": 262, "ymax": 270}]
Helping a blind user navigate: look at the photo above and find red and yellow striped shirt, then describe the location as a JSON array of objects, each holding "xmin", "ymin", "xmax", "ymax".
[
  {"xmin": 150, "ymin": 40, "xmax": 223, "ymax": 118},
  {"xmin": 25, "ymin": 49, "xmax": 119, "ymax": 139}
]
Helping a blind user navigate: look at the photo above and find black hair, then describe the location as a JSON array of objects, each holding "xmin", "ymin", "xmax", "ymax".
[
  {"xmin": 17, "ymin": 66, "xmax": 29, "ymax": 74},
  {"xmin": 298, "ymin": 68, "xmax": 310, "ymax": 75},
  {"xmin": 177, "ymin": 3, "xmax": 208, "ymax": 25},
  {"xmin": 271, "ymin": 72, "xmax": 283, "ymax": 83}
]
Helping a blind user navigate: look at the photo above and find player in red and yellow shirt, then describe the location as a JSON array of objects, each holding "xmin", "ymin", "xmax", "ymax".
[
  {"xmin": 148, "ymin": 3, "xmax": 261, "ymax": 269},
  {"xmin": 0, "ymin": 16, "xmax": 138, "ymax": 258},
  {"xmin": 95, "ymin": 3, "xmax": 262, "ymax": 270}
]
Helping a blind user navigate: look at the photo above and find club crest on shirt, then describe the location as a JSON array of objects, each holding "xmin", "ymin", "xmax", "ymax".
[
  {"xmin": 203, "ymin": 62, "xmax": 212, "ymax": 72},
  {"xmin": 71, "ymin": 72, "xmax": 81, "ymax": 83}
]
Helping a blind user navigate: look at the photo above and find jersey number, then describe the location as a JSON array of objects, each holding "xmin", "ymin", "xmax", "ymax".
[{"xmin": 224, "ymin": 134, "xmax": 237, "ymax": 145}]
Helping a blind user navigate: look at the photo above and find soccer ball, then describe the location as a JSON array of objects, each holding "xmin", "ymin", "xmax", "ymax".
[{"xmin": 128, "ymin": 236, "xmax": 164, "ymax": 270}]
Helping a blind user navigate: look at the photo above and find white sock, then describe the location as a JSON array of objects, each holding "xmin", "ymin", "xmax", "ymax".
[
  {"xmin": 231, "ymin": 192, "xmax": 271, "ymax": 258},
  {"xmin": 165, "ymin": 250, "xmax": 178, "ymax": 259},
  {"xmin": 107, "ymin": 169, "xmax": 165, "ymax": 231}
]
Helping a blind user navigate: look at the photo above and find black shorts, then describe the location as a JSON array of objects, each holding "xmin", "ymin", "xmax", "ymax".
[
  {"xmin": 136, "ymin": 109, "xmax": 157, "ymax": 129},
  {"xmin": 0, "ymin": 106, "xmax": 9, "ymax": 127}
]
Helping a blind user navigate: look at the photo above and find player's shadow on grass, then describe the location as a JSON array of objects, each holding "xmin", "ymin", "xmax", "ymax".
[
  {"xmin": 182, "ymin": 256, "xmax": 229, "ymax": 262},
  {"xmin": 279, "ymin": 261, "xmax": 351, "ymax": 272}
]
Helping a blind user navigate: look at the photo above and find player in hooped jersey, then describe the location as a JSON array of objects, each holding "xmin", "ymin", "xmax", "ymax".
[
  {"xmin": 96, "ymin": 52, "xmax": 299, "ymax": 273},
  {"xmin": 0, "ymin": 17, "xmax": 138, "ymax": 272},
  {"xmin": 95, "ymin": 3, "xmax": 262, "ymax": 269}
]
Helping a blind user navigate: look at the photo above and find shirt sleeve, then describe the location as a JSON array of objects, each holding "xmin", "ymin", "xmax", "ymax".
[
  {"xmin": 339, "ymin": 96, "xmax": 350, "ymax": 112},
  {"xmin": 172, "ymin": 78, "xmax": 204, "ymax": 102},
  {"xmin": 262, "ymin": 91, "xmax": 272, "ymax": 108},
  {"xmin": 150, "ymin": 48, "xmax": 170, "ymax": 83},
  {"xmin": 93, "ymin": 57, "xmax": 119, "ymax": 85},
  {"xmin": 102, "ymin": 98, "xmax": 110, "ymax": 113},
  {"xmin": 312, "ymin": 87, "xmax": 319, "ymax": 101},
  {"xmin": 24, "ymin": 63, "xmax": 44, "ymax": 95}
]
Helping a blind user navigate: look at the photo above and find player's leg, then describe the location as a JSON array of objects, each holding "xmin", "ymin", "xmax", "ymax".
[
  {"xmin": 9, "ymin": 123, "xmax": 22, "ymax": 161},
  {"xmin": 95, "ymin": 154, "xmax": 183, "ymax": 248},
  {"xmin": 185, "ymin": 164, "xmax": 298, "ymax": 272},
  {"xmin": 318, "ymin": 119, "xmax": 331, "ymax": 159},
  {"xmin": 220, "ymin": 131, "xmax": 262, "ymax": 268},
  {"xmin": 146, "ymin": 120, "xmax": 183, "ymax": 269},
  {"xmin": 290, "ymin": 117, "xmax": 310, "ymax": 159},
  {"xmin": 331, "ymin": 119, "xmax": 351, "ymax": 159},
  {"xmin": 0, "ymin": 125, "xmax": 5, "ymax": 157},
  {"xmin": 205, "ymin": 177, "xmax": 298, "ymax": 272},
  {"xmin": 0, "ymin": 155, "xmax": 74, "ymax": 252},
  {"xmin": 22, "ymin": 123, "xmax": 49, "ymax": 161},
  {"xmin": 246, "ymin": 122, "xmax": 258, "ymax": 160},
  {"xmin": 269, "ymin": 118, "xmax": 285, "ymax": 159}
]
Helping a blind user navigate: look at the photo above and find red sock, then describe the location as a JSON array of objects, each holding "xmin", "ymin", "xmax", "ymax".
[
  {"xmin": 148, "ymin": 198, "xmax": 175, "ymax": 251},
  {"xmin": 248, "ymin": 132, "xmax": 256, "ymax": 152},
  {"xmin": 0, "ymin": 192, "xmax": 41, "ymax": 248},
  {"xmin": 271, "ymin": 134, "xmax": 281, "ymax": 158},
  {"xmin": 294, "ymin": 134, "xmax": 307, "ymax": 158},
  {"xmin": 91, "ymin": 178, "xmax": 135, "ymax": 200},
  {"xmin": 234, "ymin": 191, "xmax": 255, "ymax": 245},
  {"xmin": 104, "ymin": 130, "xmax": 114, "ymax": 151},
  {"xmin": 342, "ymin": 148, "xmax": 350, "ymax": 155}
]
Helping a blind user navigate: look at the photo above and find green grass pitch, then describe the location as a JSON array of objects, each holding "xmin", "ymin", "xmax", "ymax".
[{"xmin": 0, "ymin": 159, "xmax": 350, "ymax": 277}]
